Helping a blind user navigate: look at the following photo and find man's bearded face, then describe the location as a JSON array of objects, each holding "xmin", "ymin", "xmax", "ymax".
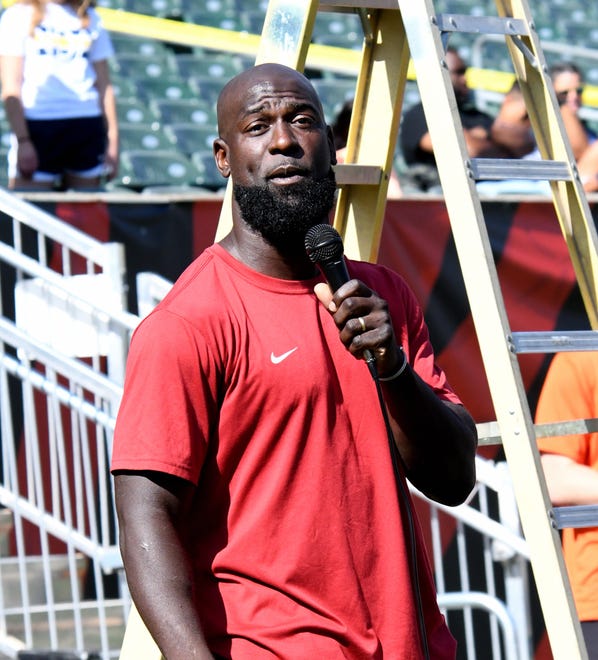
[{"xmin": 233, "ymin": 170, "xmax": 337, "ymax": 252}]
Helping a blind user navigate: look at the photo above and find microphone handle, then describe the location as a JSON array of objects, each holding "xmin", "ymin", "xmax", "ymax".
[
  {"xmin": 320, "ymin": 258, "xmax": 350, "ymax": 293},
  {"xmin": 317, "ymin": 259, "xmax": 376, "ymax": 367}
]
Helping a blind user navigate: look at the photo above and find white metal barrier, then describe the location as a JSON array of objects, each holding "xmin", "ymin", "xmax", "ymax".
[
  {"xmin": 413, "ymin": 455, "xmax": 532, "ymax": 660},
  {"xmin": 0, "ymin": 192, "xmax": 137, "ymax": 659}
]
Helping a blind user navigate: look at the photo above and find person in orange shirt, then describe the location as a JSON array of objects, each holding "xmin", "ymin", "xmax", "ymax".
[{"xmin": 535, "ymin": 351, "xmax": 598, "ymax": 658}]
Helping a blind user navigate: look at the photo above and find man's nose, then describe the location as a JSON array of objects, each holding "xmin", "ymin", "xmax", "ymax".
[{"xmin": 270, "ymin": 121, "xmax": 298, "ymax": 151}]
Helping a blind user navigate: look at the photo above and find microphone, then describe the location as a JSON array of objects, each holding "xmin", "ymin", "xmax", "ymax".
[
  {"xmin": 305, "ymin": 224, "xmax": 376, "ymax": 367},
  {"xmin": 304, "ymin": 223, "xmax": 349, "ymax": 292}
]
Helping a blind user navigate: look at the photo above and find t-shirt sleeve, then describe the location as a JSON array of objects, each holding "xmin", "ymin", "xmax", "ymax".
[
  {"xmin": 0, "ymin": 7, "xmax": 28, "ymax": 57},
  {"xmin": 400, "ymin": 279, "xmax": 462, "ymax": 405},
  {"xmin": 399, "ymin": 103, "xmax": 429, "ymax": 165},
  {"xmin": 535, "ymin": 352, "xmax": 593, "ymax": 463},
  {"xmin": 111, "ymin": 309, "xmax": 220, "ymax": 483},
  {"xmin": 88, "ymin": 12, "xmax": 114, "ymax": 62}
]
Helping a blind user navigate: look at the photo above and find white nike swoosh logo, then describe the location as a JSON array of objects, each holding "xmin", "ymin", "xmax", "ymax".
[{"xmin": 270, "ymin": 347, "xmax": 298, "ymax": 364}]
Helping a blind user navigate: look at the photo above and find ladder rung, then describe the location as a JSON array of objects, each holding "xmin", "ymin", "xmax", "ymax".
[
  {"xmin": 510, "ymin": 330, "xmax": 598, "ymax": 354},
  {"xmin": 476, "ymin": 418, "xmax": 598, "ymax": 446},
  {"xmin": 552, "ymin": 505, "xmax": 598, "ymax": 530},
  {"xmin": 333, "ymin": 163, "xmax": 382, "ymax": 185},
  {"xmin": 469, "ymin": 158, "xmax": 571, "ymax": 181},
  {"xmin": 435, "ymin": 14, "xmax": 527, "ymax": 36},
  {"xmin": 536, "ymin": 418, "xmax": 598, "ymax": 439},
  {"xmin": 320, "ymin": 0, "xmax": 397, "ymax": 9}
]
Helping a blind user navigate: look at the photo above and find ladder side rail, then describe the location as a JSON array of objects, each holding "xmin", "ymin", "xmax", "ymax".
[
  {"xmin": 397, "ymin": 1, "xmax": 587, "ymax": 657},
  {"xmin": 471, "ymin": 33, "xmax": 598, "ymax": 76},
  {"xmin": 496, "ymin": 0, "xmax": 598, "ymax": 328},
  {"xmin": 333, "ymin": 8, "xmax": 408, "ymax": 261}
]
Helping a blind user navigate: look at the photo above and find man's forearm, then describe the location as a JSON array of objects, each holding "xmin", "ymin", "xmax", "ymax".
[
  {"xmin": 121, "ymin": 525, "xmax": 213, "ymax": 660},
  {"xmin": 381, "ymin": 364, "xmax": 477, "ymax": 506}
]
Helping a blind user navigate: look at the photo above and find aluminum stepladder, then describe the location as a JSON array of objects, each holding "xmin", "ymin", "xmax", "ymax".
[{"xmin": 121, "ymin": 1, "xmax": 598, "ymax": 658}]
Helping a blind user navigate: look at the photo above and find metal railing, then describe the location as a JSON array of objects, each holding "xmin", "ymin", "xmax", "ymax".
[{"xmin": 0, "ymin": 192, "xmax": 137, "ymax": 658}]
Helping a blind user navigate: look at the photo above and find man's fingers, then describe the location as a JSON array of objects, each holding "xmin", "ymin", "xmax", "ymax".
[{"xmin": 314, "ymin": 282, "xmax": 336, "ymax": 312}]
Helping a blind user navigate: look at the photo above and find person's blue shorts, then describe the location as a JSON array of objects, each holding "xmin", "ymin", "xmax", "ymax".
[{"xmin": 8, "ymin": 115, "xmax": 107, "ymax": 183}]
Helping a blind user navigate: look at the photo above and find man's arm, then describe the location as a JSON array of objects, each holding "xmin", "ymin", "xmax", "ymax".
[
  {"xmin": 115, "ymin": 471, "xmax": 214, "ymax": 660},
  {"xmin": 541, "ymin": 453, "xmax": 598, "ymax": 506},
  {"xmin": 559, "ymin": 104, "xmax": 589, "ymax": 160},
  {"xmin": 314, "ymin": 281, "xmax": 477, "ymax": 507},
  {"xmin": 93, "ymin": 59, "xmax": 119, "ymax": 179},
  {"xmin": 378, "ymin": 366, "xmax": 477, "ymax": 506},
  {"xmin": 0, "ymin": 54, "xmax": 37, "ymax": 178},
  {"xmin": 490, "ymin": 91, "xmax": 536, "ymax": 158}
]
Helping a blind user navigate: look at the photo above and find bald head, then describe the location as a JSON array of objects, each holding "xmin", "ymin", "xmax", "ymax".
[{"xmin": 216, "ymin": 63, "xmax": 325, "ymax": 138}]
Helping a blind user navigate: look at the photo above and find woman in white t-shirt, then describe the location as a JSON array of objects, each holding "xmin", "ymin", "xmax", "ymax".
[{"xmin": 0, "ymin": 0, "xmax": 119, "ymax": 190}]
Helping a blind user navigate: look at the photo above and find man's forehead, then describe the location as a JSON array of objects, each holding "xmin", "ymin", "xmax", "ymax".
[
  {"xmin": 218, "ymin": 65, "xmax": 323, "ymax": 131},
  {"xmin": 243, "ymin": 79, "xmax": 317, "ymax": 107}
]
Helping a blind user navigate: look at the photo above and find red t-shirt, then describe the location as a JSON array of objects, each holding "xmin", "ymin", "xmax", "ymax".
[{"xmin": 112, "ymin": 244, "xmax": 461, "ymax": 658}]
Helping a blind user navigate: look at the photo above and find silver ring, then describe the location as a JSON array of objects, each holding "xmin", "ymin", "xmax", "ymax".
[{"xmin": 358, "ymin": 316, "xmax": 366, "ymax": 333}]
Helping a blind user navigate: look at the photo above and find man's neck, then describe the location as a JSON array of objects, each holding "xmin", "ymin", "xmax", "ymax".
[{"xmin": 219, "ymin": 225, "xmax": 319, "ymax": 281}]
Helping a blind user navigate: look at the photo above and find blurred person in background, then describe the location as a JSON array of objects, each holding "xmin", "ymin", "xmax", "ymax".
[
  {"xmin": 535, "ymin": 351, "xmax": 598, "ymax": 659},
  {"xmin": 549, "ymin": 61, "xmax": 596, "ymax": 161},
  {"xmin": 399, "ymin": 47, "xmax": 523, "ymax": 193},
  {"xmin": 0, "ymin": 0, "xmax": 119, "ymax": 190},
  {"xmin": 548, "ymin": 62, "xmax": 598, "ymax": 193},
  {"xmin": 332, "ymin": 98, "xmax": 402, "ymax": 198}
]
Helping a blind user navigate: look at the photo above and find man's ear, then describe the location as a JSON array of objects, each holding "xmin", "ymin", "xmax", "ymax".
[
  {"xmin": 327, "ymin": 126, "xmax": 337, "ymax": 165},
  {"xmin": 213, "ymin": 138, "xmax": 231, "ymax": 178}
]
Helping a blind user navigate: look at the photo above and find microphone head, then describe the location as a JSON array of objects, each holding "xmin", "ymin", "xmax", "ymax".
[{"xmin": 305, "ymin": 224, "xmax": 344, "ymax": 265}]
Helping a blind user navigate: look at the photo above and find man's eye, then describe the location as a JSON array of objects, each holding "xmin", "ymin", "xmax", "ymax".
[
  {"xmin": 294, "ymin": 115, "xmax": 314, "ymax": 126},
  {"xmin": 247, "ymin": 122, "xmax": 267, "ymax": 133}
]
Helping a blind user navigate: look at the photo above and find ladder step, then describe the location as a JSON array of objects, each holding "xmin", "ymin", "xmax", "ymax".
[
  {"xmin": 320, "ymin": 0, "xmax": 397, "ymax": 9},
  {"xmin": 510, "ymin": 330, "xmax": 598, "ymax": 354},
  {"xmin": 435, "ymin": 14, "xmax": 527, "ymax": 36},
  {"xmin": 333, "ymin": 163, "xmax": 382, "ymax": 185},
  {"xmin": 476, "ymin": 418, "xmax": 598, "ymax": 447},
  {"xmin": 552, "ymin": 504, "xmax": 598, "ymax": 530},
  {"xmin": 469, "ymin": 158, "xmax": 571, "ymax": 181}
]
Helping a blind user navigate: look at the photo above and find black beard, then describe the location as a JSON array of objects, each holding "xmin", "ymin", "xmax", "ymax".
[{"xmin": 233, "ymin": 170, "xmax": 337, "ymax": 253}]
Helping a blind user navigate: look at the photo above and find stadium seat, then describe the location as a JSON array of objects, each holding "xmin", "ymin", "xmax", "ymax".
[
  {"xmin": 241, "ymin": 9, "xmax": 266, "ymax": 34},
  {"xmin": 109, "ymin": 33, "xmax": 170, "ymax": 58},
  {"xmin": 112, "ymin": 53, "xmax": 177, "ymax": 80},
  {"xmin": 310, "ymin": 78, "xmax": 357, "ymax": 121},
  {"xmin": 115, "ymin": 98, "xmax": 161, "ymax": 129},
  {"xmin": 0, "ymin": 148, "xmax": 8, "ymax": 187},
  {"xmin": 150, "ymin": 99, "xmax": 216, "ymax": 127},
  {"xmin": 118, "ymin": 149, "xmax": 204, "ymax": 190},
  {"xmin": 188, "ymin": 75, "xmax": 228, "ymax": 104},
  {"xmin": 111, "ymin": 75, "xmax": 139, "ymax": 99},
  {"xmin": 0, "ymin": 120, "xmax": 11, "ymax": 150},
  {"xmin": 312, "ymin": 12, "xmax": 362, "ymax": 44},
  {"xmin": 174, "ymin": 53, "xmax": 244, "ymax": 80},
  {"xmin": 96, "ymin": 0, "xmax": 127, "ymax": 8},
  {"xmin": 181, "ymin": 0, "xmax": 237, "ymax": 12},
  {"xmin": 163, "ymin": 124, "xmax": 218, "ymax": 157},
  {"xmin": 135, "ymin": 77, "xmax": 197, "ymax": 102},
  {"xmin": 118, "ymin": 124, "xmax": 174, "ymax": 152},
  {"xmin": 122, "ymin": 0, "xmax": 183, "ymax": 19},
  {"xmin": 183, "ymin": 8, "xmax": 247, "ymax": 31},
  {"xmin": 191, "ymin": 150, "xmax": 226, "ymax": 190}
]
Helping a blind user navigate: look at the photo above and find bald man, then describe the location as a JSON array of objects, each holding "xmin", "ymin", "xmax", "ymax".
[{"xmin": 112, "ymin": 63, "xmax": 477, "ymax": 660}]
